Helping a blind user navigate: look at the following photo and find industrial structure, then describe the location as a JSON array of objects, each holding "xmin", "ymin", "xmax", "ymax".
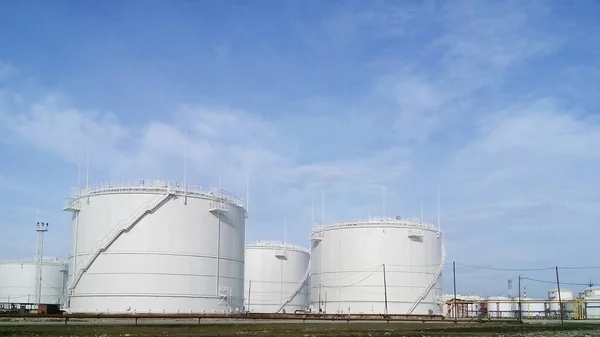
[
  {"xmin": 309, "ymin": 217, "xmax": 445, "ymax": 315},
  {"xmin": 0, "ymin": 259, "xmax": 68, "ymax": 311},
  {"xmin": 62, "ymin": 180, "xmax": 247, "ymax": 314},
  {"xmin": 244, "ymin": 241, "xmax": 310, "ymax": 313}
]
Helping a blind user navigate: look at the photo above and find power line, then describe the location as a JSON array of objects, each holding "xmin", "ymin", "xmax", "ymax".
[
  {"xmin": 520, "ymin": 276, "xmax": 590, "ymax": 287},
  {"xmin": 454, "ymin": 263, "xmax": 555, "ymax": 272}
]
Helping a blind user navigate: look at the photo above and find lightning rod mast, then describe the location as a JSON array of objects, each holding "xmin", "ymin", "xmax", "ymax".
[{"xmin": 35, "ymin": 221, "xmax": 49, "ymax": 308}]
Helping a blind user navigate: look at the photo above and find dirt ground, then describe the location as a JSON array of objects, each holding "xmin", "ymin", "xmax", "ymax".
[{"xmin": 2, "ymin": 322, "xmax": 600, "ymax": 337}]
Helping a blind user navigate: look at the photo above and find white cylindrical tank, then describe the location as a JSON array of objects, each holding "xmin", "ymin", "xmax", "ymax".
[
  {"xmin": 63, "ymin": 180, "xmax": 246, "ymax": 314},
  {"xmin": 442, "ymin": 294, "xmax": 484, "ymax": 317},
  {"xmin": 244, "ymin": 241, "xmax": 310, "ymax": 313},
  {"xmin": 487, "ymin": 296, "xmax": 514, "ymax": 318},
  {"xmin": 309, "ymin": 217, "xmax": 445, "ymax": 315},
  {"xmin": 0, "ymin": 259, "xmax": 68, "ymax": 307},
  {"xmin": 584, "ymin": 286, "xmax": 600, "ymax": 298},
  {"xmin": 548, "ymin": 289, "xmax": 573, "ymax": 313},
  {"xmin": 463, "ymin": 295, "xmax": 485, "ymax": 317},
  {"xmin": 583, "ymin": 287, "xmax": 600, "ymax": 319},
  {"xmin": 518, "ymin": 298, "xmax": 546, "ymax": 318}
]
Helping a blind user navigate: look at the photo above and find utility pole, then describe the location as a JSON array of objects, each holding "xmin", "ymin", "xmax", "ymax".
[
  {"xmin": 383, "ymin": 264, "xmax": 388, "ymax": 315},
  {"xmin": 518, "ymin": 276, "xmax": 522, "ymax": 322},
  {"xmin": 35, "ymin": 221, "xmax": 49, "ymax": 308},
  {"xmin": 556, "ymin": 266, "xmax": 564, "ymax": 325}
]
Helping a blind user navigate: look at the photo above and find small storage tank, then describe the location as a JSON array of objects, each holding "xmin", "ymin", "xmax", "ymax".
[
  {"xmin": 487, "ymin": 296, "xmax": 515, "ymax": 318},
  {"xmin": 244, "ymin": 241, "xmax": 310, "ymax": 313},
  {"xmin": 518, "ymin": 298, "xmax": 546, "ymax": 318},
  {"xmin": 548, "ymin": 289, "xmax": 574, "ymax": 314},
  {"xmin": 0, "ymin": 259, "xmax": 68, "ymax": 308},
  {"xmin": 63, "ymin": 180, "xmax": 246, "ymax": 314},
  {"xmin": 310, "ymin": 217, "xmax": 445, "ymax": 315}
]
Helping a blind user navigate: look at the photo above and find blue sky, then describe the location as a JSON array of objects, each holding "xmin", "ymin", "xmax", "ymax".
[{"xmin": 1, "ymin": 0, "xmax": 600, "ymax": 299}]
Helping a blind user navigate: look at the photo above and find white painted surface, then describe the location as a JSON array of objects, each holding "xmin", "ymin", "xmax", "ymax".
[
  {"xmin": 518, "ymin": 298, "xmax": 546, "ymax": 318},
  {"xmin": 548, "ymin": 289, "xmax": 573, "ymax": 312},
  {"xmin": 442, "ymin": 294, "xmax": 485, "ymax": 317},
  {"xmin": 65, "ymin": 180, "xmax": 246, "ymax": 314},
  {"xmin": 486, "ymin": 296, "xmax": 514, "ymax": 318},
  {"xmin": 463, "ymin": 295, "xmax": 485, "ymax": 317},
  {"xmin": 584, "ymin": 287, "xmax": 600, "ymax": 297},
  {"xmin": 0, "ymin": 259, "xmax": 68, "ymax": 305},
  {"xmin": 244, "ymin": 241, "xmax": 310, "ymax": 313},
  {"xmin": 309, "ymin": 218, "xmax": 444, "ymax": 315}
]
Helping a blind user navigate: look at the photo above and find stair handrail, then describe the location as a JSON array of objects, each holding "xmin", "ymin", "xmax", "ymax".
[
  {"xmin": 67, "ymin": 193, "xmax": 173, "ymax": 299},
  {"xmin": 275, "ymin": 260, "xmax": 311, "ymax": 313},
  {"xmin": 406, "ymin": 234, "xmax": 446, "ymax": 314}
]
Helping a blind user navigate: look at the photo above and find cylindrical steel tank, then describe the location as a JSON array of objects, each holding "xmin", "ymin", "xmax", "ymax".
[
  {"xmin": 583, "ymin": 287, "xmax": 600, "ymax": 318},
  {"xmin": 442, "ymin": 294, "xmax": 483, "ymax": 318},
  {"xmin": 63, "ymin": 180, "xmax": 246, "ymax": 314},
  {"xmin": 0, "ymin": 259, "xmax": 68, "ymax": 307},
  {"xmin": 463, "ymin": 295, "xmax": 485, "ymax": 317},
  {"xmin": 548, "ymin": 289, "xmax": 574, "ymax": 314},
  {"xmin": 486, "ymin": 296, "xmax": 515, "ymax": 318},
  {"xmin": 309, "ymin": 217, "xmax": 445, "ymax": 315},
  {"xmin": 244, "ymin": 241, "xmax": 310, "ymax": 313},
  {"xmin": 518, "ymin": 298, "xmax": 546, "ymax": 318}
]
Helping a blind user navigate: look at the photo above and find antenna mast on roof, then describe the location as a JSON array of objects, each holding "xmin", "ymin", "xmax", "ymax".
[
  {"xmin": 321, "ymin": 189, "xmax": 325, "ymax": 226},
  {"xmin": 421, "ymin": 197, "xmax": 424, "ymax": 223},
  {"xmin": 382, "ymin": 185, "xmax": 386, "ymax": 219},
  {"xmin": 85, "ymin": 141, "xmax": 90, "ymax": 189},
  {"xmin": 184, "ymin": 126, "xmax": 188, "ymax": 205},
  {"xmin": 437, "ymin": 184, "xmax": 441, "ymax": 232},
  {"xmin": 284, "ymin": 216, "xmax": 287, "ymax": 244}
]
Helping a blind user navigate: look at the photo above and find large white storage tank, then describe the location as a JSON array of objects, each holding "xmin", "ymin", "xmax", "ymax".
[
  {"xmin": 486, "ymin": 296, "xmax": 515, "ymax": 318},
  {"xmin": 244, "ymin": 241, "xmax": 310, "ymax": 313},
  {"xmin": 309, "ymin": 217, "xmax": 445, "ymax": 315},
  {"xmin": 0, "ymin": 259, "xmax": 68, "ymax": 307},
  {"xmin": 518, "ymin": 298, "xmax": 546, "ymax": 318},
  {"xmin": 63, "ymin": 180, "xmax": 246, "ymax": 314},
  {"xmin": 583, "ymin": 287, "xmax": 600, "ymax": 318},
  {"xmin": 548, "ymin": 289, "xmax": 574, "ymax": 314}
]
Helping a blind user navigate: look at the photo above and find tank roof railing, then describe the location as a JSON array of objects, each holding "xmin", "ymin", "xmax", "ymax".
[
  {"xmin": 68, "ymin": 180, "xmax": 245, "ymax": 208},
  {"xmin": 311, "ymin": 217, "xmax": 439, "ymax": 233},
  {"xmin": 0, "ymin": 258, "xmax": 67, "ymax": 265},
  {"xmin": 247, "ymin": 240, "xmax": 310, "ymax": 253}
]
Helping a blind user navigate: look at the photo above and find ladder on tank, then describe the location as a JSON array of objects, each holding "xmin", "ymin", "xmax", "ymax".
[
  {"xmin": 406, "ymin": 235, "xmax": 447, "ymax": 315},
  {"xmin": 66, "ymin": 192, "xmax": 174, "ymax": 302},
  {"xmin": 275, "ymin": 260, "xmax": 311, "ymax": 313}
]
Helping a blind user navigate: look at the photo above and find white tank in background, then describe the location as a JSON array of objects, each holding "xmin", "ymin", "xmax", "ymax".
[{"xmin": 486, "ymin": 296, "xmax": 515, "ymax": 318}]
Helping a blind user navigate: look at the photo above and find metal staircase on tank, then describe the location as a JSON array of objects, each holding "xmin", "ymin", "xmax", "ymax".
[
  {"xmin": 275, "ymin": 260, "xmax": 311, "ymax": 313},
  {"xmin": 66, "ymin": 192, "xmax": 174, "ymax": 302},
  {"xmin": 406, "ymin": 235, "xmax": 447, "ymax": 315}
]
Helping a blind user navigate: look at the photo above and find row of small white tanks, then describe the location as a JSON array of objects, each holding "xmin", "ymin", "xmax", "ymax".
[
  {"xmin": 0, "ymin": 180, "xmax": 446, "ymax": 315},
  {"xmin": 443, "ymin": 287, "xmax": 600, "ymax": 319}
]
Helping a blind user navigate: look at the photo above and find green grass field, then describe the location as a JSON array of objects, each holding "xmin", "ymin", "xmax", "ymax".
[{"xmin": 2, "ymin": 322, "xmax": 600, "ymax": 337}]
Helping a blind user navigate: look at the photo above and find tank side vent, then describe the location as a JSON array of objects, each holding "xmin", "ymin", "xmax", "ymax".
[
  {"xmin": 209, "ymin": 198, "xmax": 230, "ymax": 215},
  {"xmin": 66, "ymin": 192, "xmax": 174, "ymax": 305},
  {"xmin": 63, "ymin": 198, "xmax": 81, "ymax": 212},
  {"xmin": 310, "ymin": 230, "xmax": 324, "ymax": 241}
]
